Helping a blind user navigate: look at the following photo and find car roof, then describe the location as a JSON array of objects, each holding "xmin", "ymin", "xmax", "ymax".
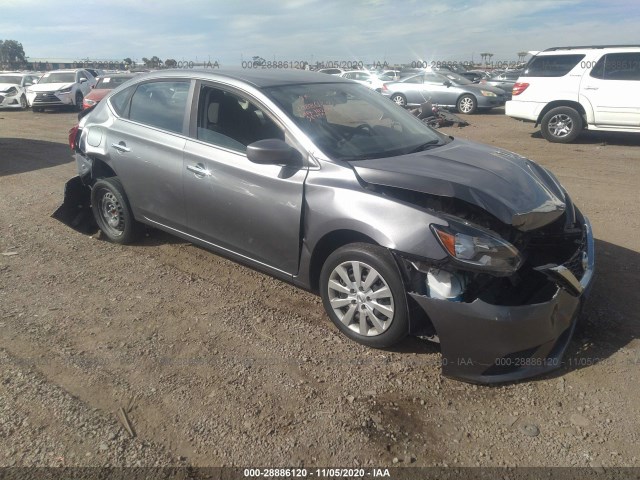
[
  {"xmin": 132, "ymin": 68, "xmax": 353, "ymax": 88},
  {"xmin": 539, "ymin": 45, "xmax": 640, "ymax": 55}
]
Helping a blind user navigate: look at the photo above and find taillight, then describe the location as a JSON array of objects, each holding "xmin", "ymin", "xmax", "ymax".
[
  {"xmin": 512, "ymin": 82, "xmax": 529, "ymax": 96},
  {"xmin": 382, "ymin": 83, "xmax": 388, "ymax": 92},
  {"xmin": 68, "ymin": 125, "xmax": 80, "ymax": 151}
]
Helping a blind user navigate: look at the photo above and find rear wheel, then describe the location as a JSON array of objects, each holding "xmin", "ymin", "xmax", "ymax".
[
  {"xmin": 91, "ymin": 177, "xmax": 142, "ymax": 244},
  {"xmin": 320, "ymin": 243, "xmax": 409, "ymax": 348},
  {"xmin": 540, "ymin": 106, "xmax": 583, "ymax": 143},
  {"xmin": 390, "ymin": 93, "xmax": 407, "ymax": 107},
  {"xmin": 456, "ymin": 94, "xmax": 477, "ymax": 114}
]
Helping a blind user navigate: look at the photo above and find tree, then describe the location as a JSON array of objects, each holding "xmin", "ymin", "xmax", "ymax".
[
  {"xmin": 0, "ymin": 39, "xmax": 27, "ymax": 68},
  {"xmin": 123, "ymin": 57, "xmax": 133, "ymax": 67},
  {"xmin": 150, "ymin": 56, "xmax": 162, "ymax": 68},
  {"xmin": 165, "ymin": 58, "xmax": 177, "ymax": 68}
]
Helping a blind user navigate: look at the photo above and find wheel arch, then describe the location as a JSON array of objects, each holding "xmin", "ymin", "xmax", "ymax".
[
  {"xmin": 308, "ymin": 229, "xmax": 378, "ymax": 293},
  {"xmin": 535, "ymin": 101, "xmax": 587, "ymax": 127}
]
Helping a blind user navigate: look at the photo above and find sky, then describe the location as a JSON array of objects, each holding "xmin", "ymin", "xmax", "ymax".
[{"xmin": 1, "ymin": 0, "xmax": 639, "ymax": 66}]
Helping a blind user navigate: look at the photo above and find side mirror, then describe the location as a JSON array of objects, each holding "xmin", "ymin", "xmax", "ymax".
[
  {"xmin": 24, "ymin": 82, "xmax": 32, "ymax": 87},
  {"xmin": 247, "ymin": 139, "xmax": 301, "ymax": 166},
  {"xmin": 443, "ymin": 80, "xmax": 452, "ymax": 87},
  {"xmin": 80, "ymin": 78, "xmax": 87, "ymax": 83}
]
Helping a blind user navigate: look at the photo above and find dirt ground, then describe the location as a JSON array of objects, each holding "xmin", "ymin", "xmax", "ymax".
[{"xmin": 0, "ymin": 106, "xmax": 639, "ymax": 471}]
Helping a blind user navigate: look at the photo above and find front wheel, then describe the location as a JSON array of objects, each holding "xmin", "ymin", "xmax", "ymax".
[
  {"xmin": 91, "ymin": 177, "xmax": 142, "ymax": 244},
  {"xmin": 319, "ymin": 243, "xmax": 409, "ymax": 348},
  {"xmin": 540, "ymin": 107, "xmax": 583, "ymax": 143},
  {"xmin": 456, "ymin": 94, "xmax": 477, "ymax": 114},
  {"xmin": 390, "ymin": 93, "xmax": 407, "ymax": 107},
  {"xmin": 20, "ymin": 95, "xmax": 27, "ymax": 109}
]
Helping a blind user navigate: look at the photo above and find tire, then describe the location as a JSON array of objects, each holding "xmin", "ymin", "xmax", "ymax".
[
  {"xmin": 91, "ymin": 177, "xmax": 142, "ymax": 244},
  {"xmin": 20, "ymin": 95, "xmax": 27, "ymax": 109},
  {"xmin": 540, "ymin": 106, "xmax": 583, "ymax": 143},
  {"xmin": 456, "ymin": 94, "xmax": 477, "ymax": 114},
  {"xmin": 75, "ymin": 91, "xmax": 84, "ymax": 112},
  {"xmin": 319, "ymin": 243, "xmax": 409, "ymax": 348},
  {"xmin": 390, "ymin": 93, "xmax": 407, "ymax": 107}
]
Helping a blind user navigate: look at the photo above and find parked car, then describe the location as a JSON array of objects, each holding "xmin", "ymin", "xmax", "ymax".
[
  {"xmin": 382, "ymin": 71, "xmax": 507, "ymax": 114},
  {"xmin": 340, "ymin": 70, "xmax": 386, "ymax": 91},
  {"xmin": 83, "ymin": 73, "xmax": 137, "ymax": 109},
  {"xmin": 458, "ymin": 70, "xmax": 491, "ymax": 83},
  {"xmin": 506, "ymin": 45, "xmax": 640, "ymax": 142},
  {"xmin": 317, "ymin": 68, "xmax": 345, "ymax": 76},
  {"xmin": 26, "ymin": 69, "xmax": 96, "ymax": 112},
  {"xmin": 0, "ymin": 72, "xmax": 40, "ymax": 110},
  {"xmin": 68, "ymin": 69, "xmax": 594, "ymax": 383},
  {"xmin": 480, "ymin": 70, "xmax": 523, "ymax": 99},
  {"xmin": 84, "ymin": 68, "xmax": 105, "ymax": 79},
  {"xmin": 377, "ymin": 70, "xmax": 401, "ymax": 81}
]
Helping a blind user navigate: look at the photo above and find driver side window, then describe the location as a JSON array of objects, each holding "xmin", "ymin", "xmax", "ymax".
[{"xmin": 196, "ymin": 85, "xmax": 284, "ymax": 152}]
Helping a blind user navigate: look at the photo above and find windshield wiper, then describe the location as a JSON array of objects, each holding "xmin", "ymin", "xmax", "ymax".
[{"xmin": 409, "ymin": 139, "xmax": 442, "ymax": 153}]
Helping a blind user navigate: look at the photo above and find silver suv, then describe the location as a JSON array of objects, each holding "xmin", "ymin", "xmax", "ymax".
[
  {"xmin": 506, "ymin": 45, "xmax": 640, "ymax": 142},
  {"xmin": 68, "ymin": 70, "xmax": 594, "ymax": 383}
]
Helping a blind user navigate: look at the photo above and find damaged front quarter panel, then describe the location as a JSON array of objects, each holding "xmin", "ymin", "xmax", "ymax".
[{"xmin": 399, "ymin": 216, "xmax": 595, "ymax": 384}]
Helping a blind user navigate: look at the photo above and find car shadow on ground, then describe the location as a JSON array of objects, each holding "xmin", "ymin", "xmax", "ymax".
[
  {"xmin": 0, "ymin": 138, "xmax": 74, "ymax": 176},
  {"xmin": 530, "ymin": 129, "xmax": 640, "ymax": 146}
]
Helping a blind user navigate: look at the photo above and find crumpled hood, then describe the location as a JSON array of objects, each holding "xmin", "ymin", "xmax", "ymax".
[
  {"xmin": 350, "ymin": 138, "xmax": 566, "ymax": 231},
  {"xmin": 29, "ymin": 82, "xmax": 74, "ymax": 93}
]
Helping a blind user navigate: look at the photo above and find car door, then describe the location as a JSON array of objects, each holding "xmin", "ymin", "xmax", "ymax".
[
  {"xmin": 182, "ymin": 82, "xmax": 308, "ymax": 275},
  {"xmin": 581, "ymin": 52, "xmax": 640, "ymax": 127},
  {"xmin": 105, "ymin": 79, "xmax": 192, "ymax": 229},
  {"xmin": 422, "ymin": 72, "xmax": 458, "ymax": 105}
]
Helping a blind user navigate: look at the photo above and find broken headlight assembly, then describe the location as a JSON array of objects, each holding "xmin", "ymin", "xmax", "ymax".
[{"xmin": 431, "ymin": 216, "xmax": 523, "ymax": 275}]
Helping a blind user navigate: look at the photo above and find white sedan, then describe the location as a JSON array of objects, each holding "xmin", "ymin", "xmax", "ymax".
[{"xmin": 0, "ymin": 72, "xmax": 41, "ymax": 110}]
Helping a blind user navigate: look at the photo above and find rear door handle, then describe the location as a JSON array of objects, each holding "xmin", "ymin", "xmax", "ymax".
[
  {"xmin": 187, "ymin": 163, "xmax": 211, "ymax": 177},
  {"xmin": 111, "ymin": 142, "xmax": 130, "ymax": 153}
]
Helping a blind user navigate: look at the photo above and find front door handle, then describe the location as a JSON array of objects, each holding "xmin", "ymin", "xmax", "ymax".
[
  {"xmin": 187, "ymin": 163, "xmax": 211, "ymax": 177},
  {"xmin": 111, "ymin": 142, "xmax": 130, "ymax": 153},
  {"xmin": 583, "ymin": 86, "xmax": 599, "ymax": 90}
]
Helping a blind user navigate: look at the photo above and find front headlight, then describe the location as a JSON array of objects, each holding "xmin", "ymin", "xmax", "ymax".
[
  {"xmin": 5, "ymin": 87, "xmax": 18, "ymax": 96},
  {"xmin": 58, "ymin": 86, "xmax": 73, "ymax": 94},
  {"xmin": 26, "ymin": 88, "xmax": 33, "ymax": 94},
  {"xmin": 480, "ymin": 90, "xmax": 497, "ymax": 97},
  {"xmin": 431, "ymin": 217, "xmax": 522, "ymax": 274},
  {"xmin": 84, "ymin": 98, "xmax": 96, "ymax": 106}
]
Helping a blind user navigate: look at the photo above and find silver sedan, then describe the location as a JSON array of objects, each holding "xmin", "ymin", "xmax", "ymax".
[{"xmin": 381, "ymin": 71, "xmax": 507, "ymax": 114}]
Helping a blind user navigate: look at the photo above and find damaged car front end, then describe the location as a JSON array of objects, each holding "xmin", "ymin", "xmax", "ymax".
[{"xmin": 345, "ymin": 140, "xmax": 595, "ymax": 383}]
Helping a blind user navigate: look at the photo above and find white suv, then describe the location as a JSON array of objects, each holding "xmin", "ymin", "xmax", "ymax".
[
  {"xmin": 26, "ymin": 68, "xmax": 96, "ymax": 112},
  {"xmin": 506, "ymin": 45, "xmax": 640, "ymax": 142}
]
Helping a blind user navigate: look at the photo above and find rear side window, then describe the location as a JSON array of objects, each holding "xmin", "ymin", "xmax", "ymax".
[
  {"xmin": 590, "ymin": 53, "xmax": 640, "ymax": 81},
  {"xmin": 521, "ymin": 54, "xmax": 585, "ymax": 77},
  {"xmin": 109, "ymin": 85, "xmax": 135, "ymax": 117},
  {"xmin": 129, "ymin": 81, "xmax": 190, "ymax": 134}
]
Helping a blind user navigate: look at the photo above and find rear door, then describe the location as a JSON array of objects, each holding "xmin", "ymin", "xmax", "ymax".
[
  {"xmin": 182, "ymin": 82, "xmax": 308, "ymax": 274},
  {"xmin": 581, "ymin": 52, "xmax": 640, "ymax": 127},
  {"xmin": 106, "ymin": 79, "xmax": 193, "ymax": 229}
]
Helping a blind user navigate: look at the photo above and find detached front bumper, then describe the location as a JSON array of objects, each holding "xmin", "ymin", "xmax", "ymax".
[{"xmin": 409, "ymin": 217, "xmax": 595, "ymax": 384}]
